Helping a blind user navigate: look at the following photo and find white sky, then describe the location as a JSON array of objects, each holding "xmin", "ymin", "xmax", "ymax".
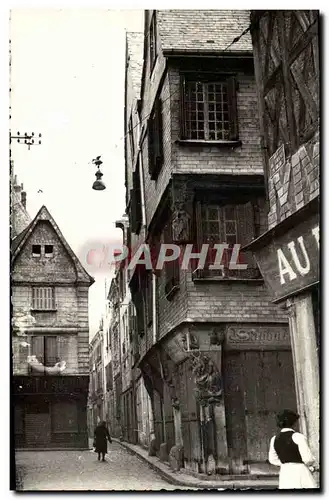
[{"xmin": 10, "ymin": 9, "xmax": 144, "ymax": 338}]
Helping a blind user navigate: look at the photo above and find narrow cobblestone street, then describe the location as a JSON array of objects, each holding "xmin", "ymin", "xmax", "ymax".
[{"xmin": 15, "ymin": 442, "xmax": 189, "ymax": 491}]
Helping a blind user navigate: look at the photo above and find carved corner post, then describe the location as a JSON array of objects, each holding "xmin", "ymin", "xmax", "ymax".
[
  {"xmin": 158, "ymin": 350, "xmax": 183, "ymax": 448},
  {"xmin": 191, "ymin": 327, "xmax": 229, "ymax": 475},
  {"xmin": 171, "ymin": 176, "xmax": 194, "ymax": 244},
  {"xmin": 286, "ymin": 296, "xmax": 319, "ymax": 467},
  {"xmin": 141, "ymin": 365, "xmax": 157, "ymax": 452},
  {"xmin": 209, "ymin": 328, "xmax": 229, "ymax": 474}
]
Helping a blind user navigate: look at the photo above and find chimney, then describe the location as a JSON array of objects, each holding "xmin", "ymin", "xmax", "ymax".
[{"xmin": 21, "ymin": 191, "xmax": 27, "ymax": 209}]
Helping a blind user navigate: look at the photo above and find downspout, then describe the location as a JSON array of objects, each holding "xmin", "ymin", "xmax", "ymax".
[
  {"xmin": 137, "ymin": 114, "xmax": 157, "ymax": 446},
  {"xmin": 137, "ymin": 115, "xmax": 147, "ymax": 240}
]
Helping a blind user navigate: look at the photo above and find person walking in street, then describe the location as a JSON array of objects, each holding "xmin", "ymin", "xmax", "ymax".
[
  {"xmin": 94, "ymin": 421, "xmax": 112, "ymax": 462},
  {"xmin": 268, "ymin": 409, "xmax": 317, "ymax": 489}
]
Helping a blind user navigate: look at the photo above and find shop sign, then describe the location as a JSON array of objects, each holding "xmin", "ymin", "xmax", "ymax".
[
  {"xmin": 256, "ymin": 213, "xmax": 319, "ymax": 302},
  {"xmin": 226, "ymin": 325, "xmax": 290, "ymax": 349}
]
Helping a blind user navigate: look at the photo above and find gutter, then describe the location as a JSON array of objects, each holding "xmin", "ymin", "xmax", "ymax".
[{"xmin": 162, "ymin": 48, "xmax": 254, "ymax": 59}]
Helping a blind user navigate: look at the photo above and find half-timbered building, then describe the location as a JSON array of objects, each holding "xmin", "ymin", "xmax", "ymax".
[{"xmin": 247, "ymin": 10, "xmax": 320, "ymax": 469}]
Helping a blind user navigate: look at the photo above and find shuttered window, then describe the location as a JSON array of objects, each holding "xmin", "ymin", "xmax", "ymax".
[
  {"xmin": 130, "ymin": 162, "xmax": 142, "ymax": 235},
  {"xmin": 195, "ymin": 201, "xmax": 261, "ymax": 279},
  {"xmin": 163, "ymin": 215, "xmax": 180, "ymax": 296},
  {"xmin": 148, "ymin": 97, "xmax": 163, "ymax": 179},
  {"xmin": 31, "ymin": 336, "xmax": 59, "ymax": 368},
  {"xmin": 180, "ymin": 74, "xmax": 238, "ymax": 141},
  {"xmin": 32, "ymin": 287, "xmax": 55, "ymax": 310},
  {"xmin": 52, "ymin": 402, "xmax": 78, "ymax": 433}
]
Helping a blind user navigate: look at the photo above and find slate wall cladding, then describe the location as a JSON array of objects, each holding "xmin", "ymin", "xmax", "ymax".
[
  {"xmin": 267, "ymin": 133, "xmax": 320, "ymax": 230},
  {"xmin": 136, "ymin": 10, "xmax": 288, "ymax": 346}
]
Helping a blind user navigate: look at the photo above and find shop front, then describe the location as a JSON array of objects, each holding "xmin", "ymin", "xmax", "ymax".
[
  {"xmin": 13, "ymin": 375, "xmax": 89, "ymax": 449},
  {"xmin": 246, "ymin": 199, "xmax": 320, "ymax": 465}
]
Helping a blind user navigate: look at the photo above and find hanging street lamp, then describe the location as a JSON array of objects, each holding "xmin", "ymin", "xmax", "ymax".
[{"xmin": 92, "ymin": 156, "xmax": 106, "ymax": 191}]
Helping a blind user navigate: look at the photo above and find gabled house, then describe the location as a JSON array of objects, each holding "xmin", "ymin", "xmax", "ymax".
[
  {"xmin": 127, "ymin": 10, "xmax": 298, "ymax": 476},
  {"xmin": 12, "ymin": 205, "xmax": 94, "ymax": 449}
]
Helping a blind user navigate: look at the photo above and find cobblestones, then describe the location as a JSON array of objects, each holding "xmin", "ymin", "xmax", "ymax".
[{"xmin": 15, "ymin": 442, "xmax": 189, "ymax": 491}]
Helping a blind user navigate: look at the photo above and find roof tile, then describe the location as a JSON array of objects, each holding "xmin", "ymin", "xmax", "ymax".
[{"xmin": 157, "ymin": 10, "xmax": 252, "ymax": 53}]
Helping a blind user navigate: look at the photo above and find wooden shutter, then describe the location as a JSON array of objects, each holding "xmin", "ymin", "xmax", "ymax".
[
  {"xmin": 148, "ymin": 116, "xmax": 154, "ymax": 174},
  {"xmin": 192, "ymin": 201, "xmax": 204, "ymax": 275},
  {"xmin": 147, "ymin": 271, "xmax": 153, "ymax": 325},
  {"xmin": 32, "ymin": 288, "xmax": 41, "ymax": 309},
  {"xmin": 235, "ymin": 202, "xmax": 259, "ymax": 278},
  {"xmin": 32, "ymin": 336, "xmax": 44, "ymax": 364},
  {"xmin": 155, "ymin": 98, "xmax": 163, "ymax": 165},
  {"xmin": 45, "ymin": 336, "xmax": 58, "ymax": 366},
  {"xmin": 227, "ymin": 76, "xmax": 238, "ymax": 141},
  {"xmin": 149, "ymin": 98, "xmax": 163, "ymax": 180},
  {"xmin": 45, "ymin": 288, "xmax": 54, "ymax": 309},
  {"xmin": 180, "ymin": 75, "xmax": 187, "ymax": 139}
]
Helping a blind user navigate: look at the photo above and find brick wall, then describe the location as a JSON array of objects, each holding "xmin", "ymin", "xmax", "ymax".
[
  {"xmin": 140, "ymin": 64, "xmax": 264, "ymax": 230},
  {"xmin": 142, "ymin": 71, "xmax": 173, "ymax": 229},
  {"xmin": 170, "ymin": 69, "xmax": 264, "ymax": 175}
]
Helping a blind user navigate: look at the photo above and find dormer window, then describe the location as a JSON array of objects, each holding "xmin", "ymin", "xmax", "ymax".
[
  {"xmin": 32, "ymin": 245, "xmax": 41, "ymax": 257},
  {"xmin": 45, "ymin": 245, "xmax": 54, "ymax": 257}
]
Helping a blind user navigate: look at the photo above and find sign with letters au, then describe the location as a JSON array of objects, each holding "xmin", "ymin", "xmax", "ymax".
[{"xmin": 256, "ymin": 212, "xmax": 319, "ymax": 302}]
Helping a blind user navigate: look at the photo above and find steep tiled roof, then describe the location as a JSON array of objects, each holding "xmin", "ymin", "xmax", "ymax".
[
  {"xmin": 126, "ymin": 32, "xmax": 144, "ymax": 97},
  {"xmin": 157, "ymin": 10, "xmax": 252, "ymax": 53},
  {"xmin": 11, "ymin": 219, "xmax": 33, "ymax": 253},
  {"xmin": 11, "ymin": 205, "xmax": 95, "ymax": 285}
]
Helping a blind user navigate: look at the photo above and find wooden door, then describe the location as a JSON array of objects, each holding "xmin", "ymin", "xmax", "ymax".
[
  {"xmin": 178, "ymin": 359, "xmax": 201, "ymax": 472},
  {"xmin": 153, "ymin": 390, "xmax": 164, "ymax": 448},
  {"xmin": 224, "ymin": 349, "xmax": 296, "ymax": 472},
  {"xmin": 223, "ymin": 352, "xmax": 248, "ymax": 473},
  {"xmin": 242, "ymin": 350, "xmax": 297, "ymax": 467}
]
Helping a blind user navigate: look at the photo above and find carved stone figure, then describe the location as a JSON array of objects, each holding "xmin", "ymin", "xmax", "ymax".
[
  {"xmin": 172, "ymin": 204, "xmax": 191, "ymax": 243},
  {"xmin": 181, "ymin": 331, "xmax": 199, "ymax": 351},
  {"xmin": 191, "ymin": 354, "xmax": 222, "ymax": 406},
  {"xmin": 209, "ymin": 328, "xmax": 225, "ymax": 346}
]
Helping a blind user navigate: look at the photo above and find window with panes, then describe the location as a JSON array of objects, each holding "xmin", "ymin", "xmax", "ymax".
[
  {"xmin": 32, "ymin": 287, "xmax": 55, "ymax": 310},
  {"xmin": 180, "ymin": 74, "xmax": 238, "ymax": 142},
  {"xmin": 195, "ymin": 201, "xmax": 260, "ymax": 279}
]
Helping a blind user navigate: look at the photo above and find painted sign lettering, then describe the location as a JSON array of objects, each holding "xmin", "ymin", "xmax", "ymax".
[
  {"xmin": 226, "ymin": 325, "xmax": 290, "ymax": 348},
  {"xmin": 256, "ymin": 213, "xmax": 319, "ymax": 302}
]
